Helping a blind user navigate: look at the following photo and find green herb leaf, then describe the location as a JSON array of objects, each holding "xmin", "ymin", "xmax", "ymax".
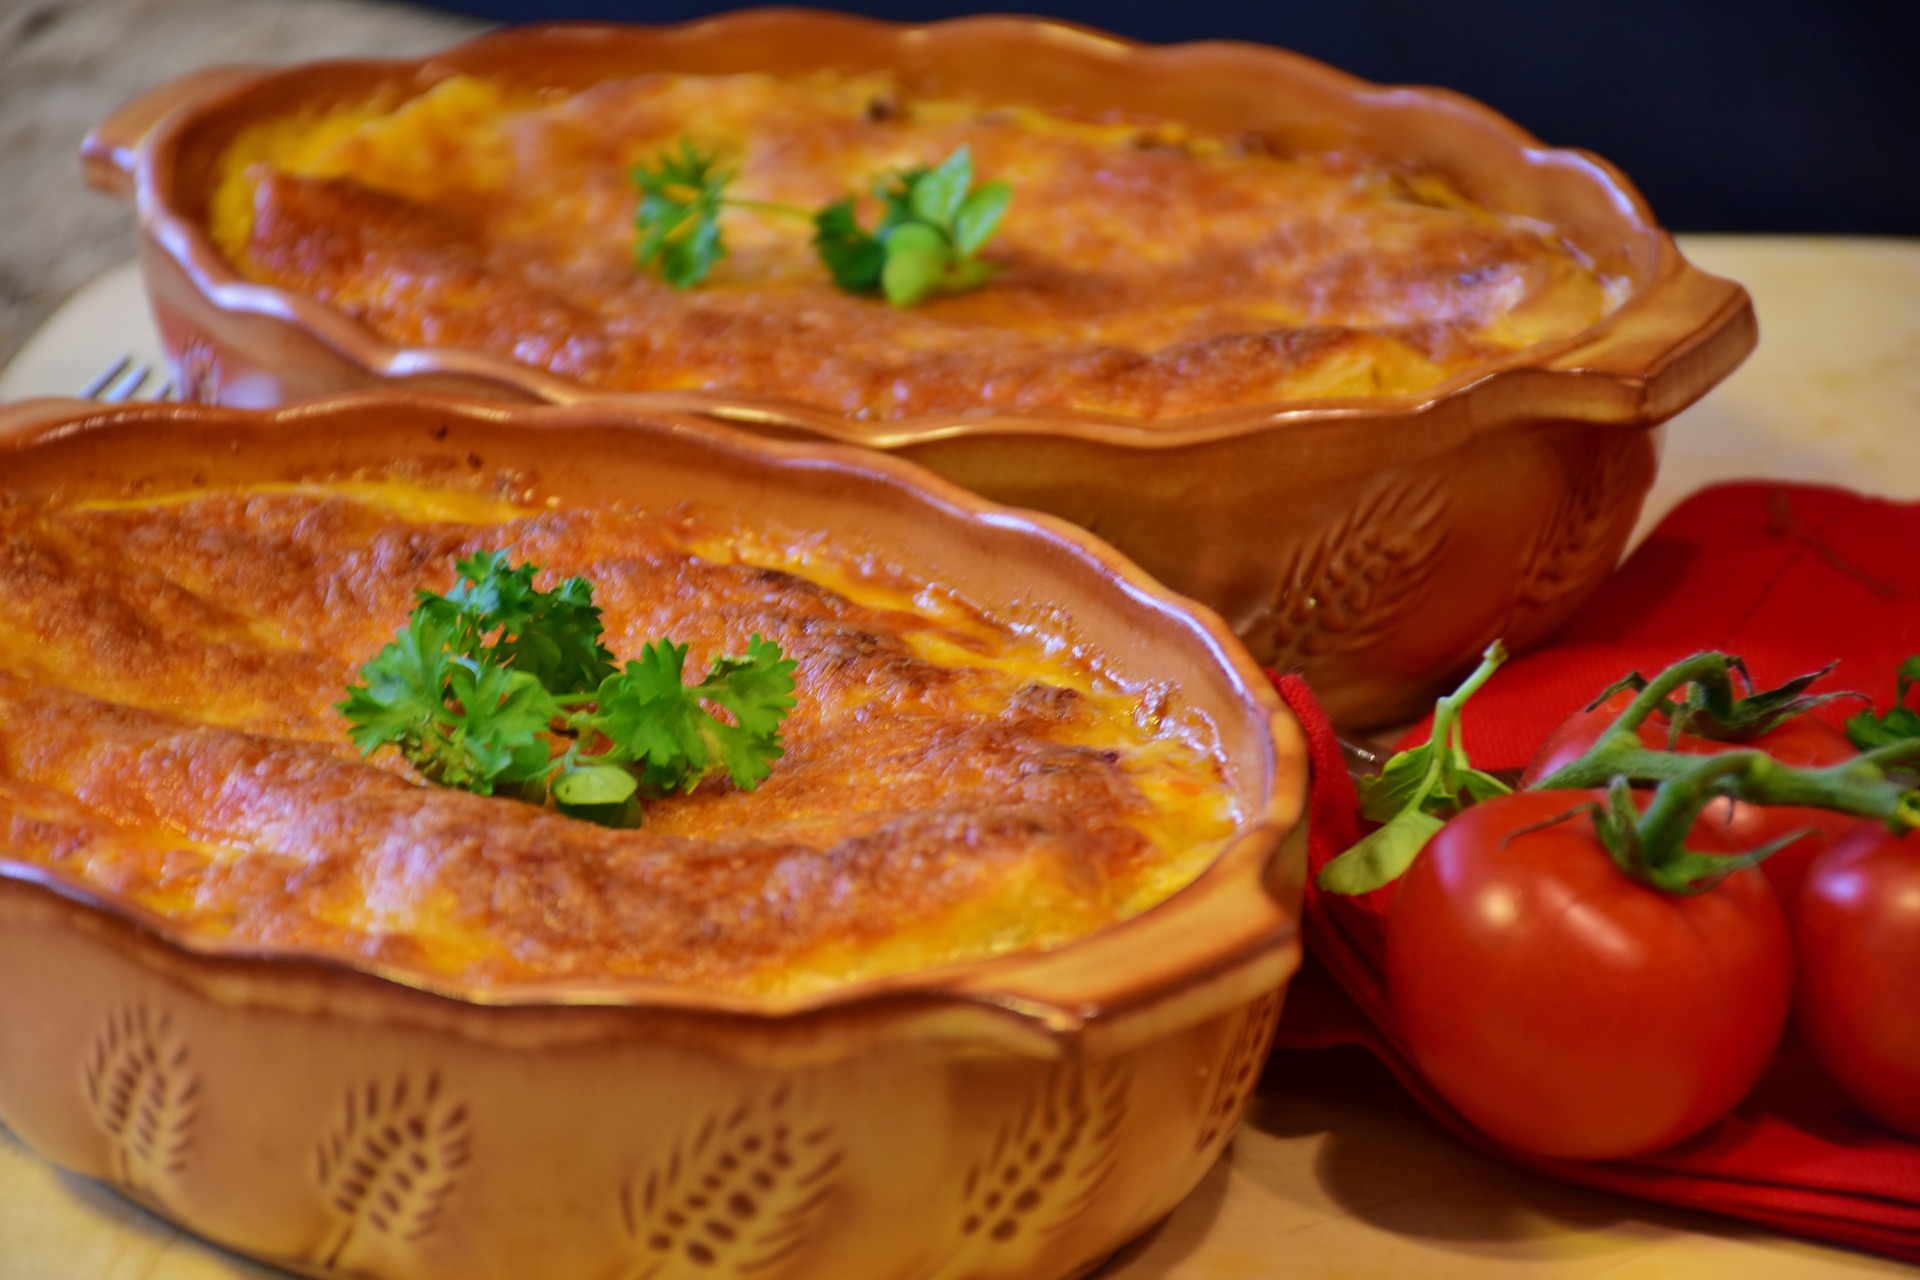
[
  {"xmin": 552, "ymin": 759, "xmax": 643, "ymax": 827},
  {"xmin": 553, "ymin": 761, "xmax": 640, "ymax": 807},
  {"xmin": 592, "ymin": 634, "xmax": 798, "ymax": 794},
  {"xmin": 953, "ymin": 180, "xmax": 1013, "ymax": 257},
  {"xmin": 694, "ymin": 634, "xmax": 799, "ymax": 788},
  {"xmin": 434, "ymin": 549, "xmax": 536, "ymax": 638},
  {"xmin": 429, "ymin": 549, "xmax": 617, "ymax": 695},
  {"xmin": 444, "ymin": 659, "xmax": 562, "ymax": 792},
  {"xmin": 880, "ymin": 223, "xmax": 951, "ymax": 307},
  {"xmin": 340, "ymin": 610, "xmax": 458, "ymax": 758},
  {"xmin": 873, "ymin": 165, "xmax": 921, "ymax": 230},
  {"xmin": 1316, "ymin": 807, "xmax": 1445, "ymax": 896},
  {"xmin": 812, "ymin": 197, "xmax": 887, "ymax": 293},
  {"xmin": 494, "ymin": 574, "xmax": 617, "ymax": 695},
  {"xmin": 338, "ymin": 611, "xmax": 560, "ymax": 797},
  {"xmin": 633, "ymin": 137, "xmax": 1010, "ymax": 307},
  {"xmin": 634, "ymin": 138, "xmax": 733, "ymax": 289},
  {"xmin": 593, "ymin": 640, "xmax": 713, "ymax": 793},
  {"xmin": 1847, "ymin": 656, "xmax": 1920, "ymax": 751},
  {"xmin": 908, "ymin": 146, "xmax": 972, "ymax": 227}
]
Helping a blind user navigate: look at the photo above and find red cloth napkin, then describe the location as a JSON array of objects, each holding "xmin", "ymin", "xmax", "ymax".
[{"xmin": 1266, "ymin": 481, "xmax": 1920, "ymax": 1262}]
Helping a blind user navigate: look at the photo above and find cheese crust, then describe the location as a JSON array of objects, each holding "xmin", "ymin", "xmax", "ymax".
[
  {"xmin": 211, "ymin": 73, "xmax": 1621, "ymax": 420},
  {"xmin": 0, "ymin": 479, "xmax": 1237, "ymax": 995}
]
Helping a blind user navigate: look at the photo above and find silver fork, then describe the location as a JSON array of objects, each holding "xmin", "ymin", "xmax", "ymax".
[
  {"xmin": 1338, "ymin": 733, "xmax": 1386, "ymax": 780},
  {"xmin": 80, "ymin": 354, "xmax": 174, "ymax": 402}
]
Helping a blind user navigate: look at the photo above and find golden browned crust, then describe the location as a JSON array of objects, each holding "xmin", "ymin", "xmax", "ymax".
[
  {"xmin": 0, "ymin": 484, "xmax": 1232, "ymax": 993},
  {"xmin": 220, "ymin": 74, "xmax": 1614, "ymax": 419}
]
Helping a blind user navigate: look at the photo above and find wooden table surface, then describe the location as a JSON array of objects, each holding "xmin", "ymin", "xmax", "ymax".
[{"xmin": 2, "ymin": 228, "xmax": 1917, "ymax": 1278}]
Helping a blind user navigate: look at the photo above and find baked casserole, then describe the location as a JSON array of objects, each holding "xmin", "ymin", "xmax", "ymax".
[
  {"xmin": 0, "ymin": 456, "xmax": 1237, "ymax": 995},
  {"xmin": 205, "ymin": 69, "xmax": 1622, "ymax": 421},
  {"xmin": 83, "ymin": 12, "xmax": 1757, "ymax": 725},
  {"xmin": 0, "ymin": 393, "xmax": 1302, "ymax": 1280}
]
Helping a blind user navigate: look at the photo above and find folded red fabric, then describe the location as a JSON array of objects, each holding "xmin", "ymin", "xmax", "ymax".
[{"xmin": 1266, "ymin": 481, "xmax": 1920, "ymax": 1262}]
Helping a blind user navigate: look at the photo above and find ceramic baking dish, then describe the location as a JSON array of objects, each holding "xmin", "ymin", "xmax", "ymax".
[
  {"xmin": 81, "ymin": 11, "xmax": 1757, "ymax": 726},
  {"xmin": 0, "ymin": 390, "xmax": 1304, "ymax": 1280}
]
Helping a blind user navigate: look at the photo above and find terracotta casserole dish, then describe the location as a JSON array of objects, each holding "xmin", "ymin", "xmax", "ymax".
[
  {"xmin": 0, "ymin": 392, "xmax": 1303, "ymax": 1280},
  {"xmin": 81, "ymin": 10, "xmax": 1758, "ymax": 726}
]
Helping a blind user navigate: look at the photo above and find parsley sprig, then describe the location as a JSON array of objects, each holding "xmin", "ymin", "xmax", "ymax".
[
  {"xmin": 340, "ymin": 550, "xmax": 797, "ymax": 827},
  {"xmin": 632, "ymin": 139, "xmax": 1011, "ymax": 306},
  {"xmin": 633, "ymin": 138, "xmax": 733, "ymax": 290},
  {"xmin": 813, "ymin": 147, "xmax": 1012, "ymax": 305}
]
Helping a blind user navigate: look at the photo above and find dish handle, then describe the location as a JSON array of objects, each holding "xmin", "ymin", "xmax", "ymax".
[
  {"xmin": 1543, "ymin": 246, "xmax": 1758, "ymax": 422},
  {"xmin": 82, "ymin": 66, "xmax": 259, "ymax": 199}
]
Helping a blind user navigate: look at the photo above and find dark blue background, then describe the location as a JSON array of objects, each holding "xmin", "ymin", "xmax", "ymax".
[{"xmin": 415, "ymin": 0, "xmax": 1918, "ymax": 235}]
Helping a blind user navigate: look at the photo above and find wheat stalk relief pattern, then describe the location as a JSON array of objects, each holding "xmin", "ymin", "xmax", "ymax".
[
  {"xmin": 83, "ymin": 1003, "xmax": 199, "ymax": 1194},
  {"xmin": 313, "ymin": 1072, "xmax": 471, "ymax": 1269},
  {"xmin": 620, "ymin": 1082, "xmax": 843, "ymax": 1280},
  {"xmin": 925, "ymin": 1060, "xmax": 1130, "ymax": 1280},
  {"xmin": 1515, "ymin": 433, "xmax": 1643, "ymax": 611},
  {"xmin": 1264, "ymin": 476, "xmax": 1450, "ymax": 666},
  {"xmin": 1195, "ymin": 990, "xmax": 1283, "ymax": 1153}
]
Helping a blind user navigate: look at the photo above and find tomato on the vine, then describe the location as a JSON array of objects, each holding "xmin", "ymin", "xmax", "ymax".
[
  {"xmin": 1521, "ymin": 688, "xmax": 1861, "ymax": 906},
  {"xmin": 1386, "ymin": 788, "xmax": 1792, "ymax": 1161},
  {"xmin": 1796, "ymin": 824, "xmax": 1920, "ymax": 1138}
]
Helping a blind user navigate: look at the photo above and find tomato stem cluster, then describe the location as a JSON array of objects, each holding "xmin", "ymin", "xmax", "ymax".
[
  {"xmin": 1323, "ymin": 648, "xmax": 1920, "ymax": 901},
  {"xmin": 1587, "ymin": 764, "xmax": 1792, "ymax": 894},
  {"xmin": 1534, "ymin": 654, "xmax": 1920, "ymax": 850}
]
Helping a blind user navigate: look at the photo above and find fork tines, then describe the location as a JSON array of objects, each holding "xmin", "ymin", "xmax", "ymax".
[{"xmin": 81, "ymin": 355, "xmax": 174, "ymax": 403}]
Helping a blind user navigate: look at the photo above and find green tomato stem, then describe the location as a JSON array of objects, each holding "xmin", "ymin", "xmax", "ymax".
[
  {"xmin": 1592, "ymin": 770, "xmax": 1762, "ymax": 895},
  {"xmin": 724, "ymin": 197, "xmax": 813, "ymax": 220},
  {"xmin": 1428, "ymin": 640, "xmax": 1509, "ymax": 795},
  {"xmin": 1607, "ymin": 651, "xmax": 1741, "ymax": 740},
  {"xmin": 1541, "ymin": 739, "xmax": 1920, "ymax": 834},
  {"xmin": 1857, "ymin": 737, "xmax": 1920, "ymax": 771},
  {"xmin": 1634, "ymin": 753, "xmax": 1752, "ymax": 853}
]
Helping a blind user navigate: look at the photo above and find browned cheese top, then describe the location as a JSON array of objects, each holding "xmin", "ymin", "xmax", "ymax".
[
  {"xmin": 0, "ymin": 478, "xmax": 1238, "ymax": 995},
  {"xmin": 210, "ymin": 72, "xmax": 1620, "ymax": 420}
]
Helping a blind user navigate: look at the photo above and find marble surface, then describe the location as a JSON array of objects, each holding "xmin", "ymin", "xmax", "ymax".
[{"xmin": 0, "ymin": 0, "xmax": 486, "ymax": 368}]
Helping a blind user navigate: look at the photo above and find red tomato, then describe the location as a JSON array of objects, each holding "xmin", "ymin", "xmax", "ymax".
[
  {"xmin": 1796, "ymin": 824, "xmax": 1920, "ymax": 1138},
  {"xmin": 1520, "ymin": 688, "xmax": 1860, "ymax": 906},
  {"xmin": 1387, "ymin": 788, "xmax": 1792, "ymax": 1160}
]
